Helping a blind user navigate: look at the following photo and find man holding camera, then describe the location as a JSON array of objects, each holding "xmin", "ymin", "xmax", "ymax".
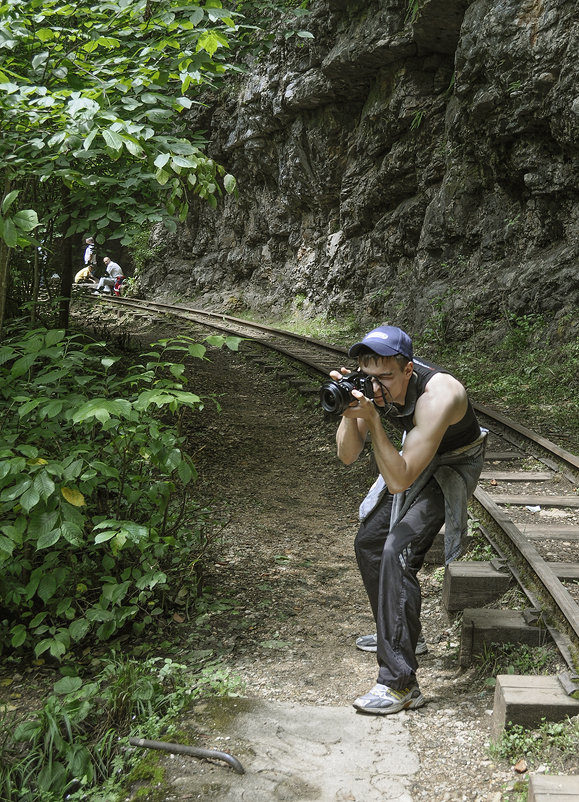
[{"xmin": 329, "ymin": 325, "xmax": 486, "ymax": 715}]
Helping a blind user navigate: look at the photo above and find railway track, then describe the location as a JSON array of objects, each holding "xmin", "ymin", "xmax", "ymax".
[{"xmin": 92, "ymin": 295, "xmax": 579, "ymax": 675}]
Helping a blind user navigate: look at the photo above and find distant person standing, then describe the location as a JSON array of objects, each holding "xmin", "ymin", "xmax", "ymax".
[
  {"xmin": 84, "ymin": 237, "xmax": 97, "ymax": 269},
  {"xmin": 93, "ymin": 256, "xmax": 124, "ymax": 296}
]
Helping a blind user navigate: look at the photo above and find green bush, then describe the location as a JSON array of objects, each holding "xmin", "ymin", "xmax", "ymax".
[
  {"xmin": 0, "ymin": 324, "xmax": 240, "ymax": 660},
  {"xmin": 0, "ymin": 653, "xmax": 243, "ymax": 801}
]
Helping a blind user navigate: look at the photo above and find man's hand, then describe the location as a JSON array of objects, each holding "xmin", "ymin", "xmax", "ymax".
[
  {"xmin": 340, "ymin": 388, "xmax": 379, "ymax": 422},
  {"xmin": 329, "ymin": 367, "xmax": 351, "ymax": 381},
  {"xmin": 329, "ymin": 368, "xmax": 377, "ymax": 419},
  {"xmin": 332, "ymin": 367, "xmax": 375, "ymax": 465}
]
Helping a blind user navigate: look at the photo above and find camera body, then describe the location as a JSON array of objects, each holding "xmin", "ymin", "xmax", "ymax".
[{"xmin": 319, "ymin": 371, "xmax": 374, "ymax": 415}]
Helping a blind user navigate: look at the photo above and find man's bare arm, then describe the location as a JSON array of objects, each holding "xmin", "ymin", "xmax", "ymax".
[
  {"xmin": 330, "ymin": 368, "xmax": 369, "ymax": 465},
  {"xmin": 336, "ymin": 415, "xmax": 369, "ymax": 465}
]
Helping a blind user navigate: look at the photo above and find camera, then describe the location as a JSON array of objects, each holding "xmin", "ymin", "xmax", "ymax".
[{"xmin": 319, "ymin": 371, "xmax": 374, "ymax": 415}]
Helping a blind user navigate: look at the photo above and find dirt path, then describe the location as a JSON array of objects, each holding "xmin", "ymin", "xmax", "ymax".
[
  {"xmin": 187, "ymin": 343, "xmax": 375, "ymax": 705},
  {"xmin": 132, "ymin": 335, "xmax": 527, "ymax": 801}
]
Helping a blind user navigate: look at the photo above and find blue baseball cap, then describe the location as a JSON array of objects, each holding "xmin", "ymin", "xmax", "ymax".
[{"xmin": 349, "ymin": 325, "xmax": 413, "ymax": 361}]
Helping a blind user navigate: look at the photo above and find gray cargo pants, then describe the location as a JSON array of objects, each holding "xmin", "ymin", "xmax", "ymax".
[{"xmin": 354, "ymin": 477, "xmax": 445, "ymax": 690}]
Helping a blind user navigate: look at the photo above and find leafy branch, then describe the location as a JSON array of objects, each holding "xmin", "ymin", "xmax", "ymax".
[{"xmin": 0, "ymin": 326, "xmax": 241, "ymax": 661}]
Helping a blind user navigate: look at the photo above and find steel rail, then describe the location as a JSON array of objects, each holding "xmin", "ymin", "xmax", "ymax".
[
  {"xmin": 473, "ymin": 400, "xmax": 579, "ymax": 473},
  {"xmin": 107, "ymin": 297, "xmax": 347, "ymax": 359},
  {"xmin": 473, "ymin": 487, "xmax": 579, "ymax": 646},
  {"xmin": 102, "ymin": 295, "xmax": 579, "ymax": 474},
  {"xmin": 106, "ymin": 296, "xmax": 346, "ymax": 373}
]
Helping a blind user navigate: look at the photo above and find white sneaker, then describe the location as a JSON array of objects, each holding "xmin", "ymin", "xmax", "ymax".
[
  {"xmin": 353, "ymin": 682, "xmax": 425, "ymax": 715},
  {"xmin": 355, "ymin": 634, "xmax": 378, "ymax": 652}
]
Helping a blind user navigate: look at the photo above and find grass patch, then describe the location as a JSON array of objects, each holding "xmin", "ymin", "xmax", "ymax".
[
  {"xmin": 490, "ymin": 716, "xmax": 579, "ymax": 774},
  {"xmin": 244, "ymin": 307, "xmax": 360, "ymax": 345},
  {"xmin": 426, "ymin": 316, "xmax": 579, "ymax": 454},
  {"xmin": 0, "ymin": 654, "xmax": 243, "ymax": 802},
  {"xmin": 462, "ymin": 520, "xmax": 495, "ymax": 561},
  {"xmin": 474, "ymin": 641, "xmax": 559, "ymax": 690}
]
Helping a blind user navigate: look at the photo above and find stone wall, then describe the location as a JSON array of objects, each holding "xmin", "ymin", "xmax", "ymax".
[{"xmin": 141, "ymin": 0, "xmax": 578, "ymax": 341}]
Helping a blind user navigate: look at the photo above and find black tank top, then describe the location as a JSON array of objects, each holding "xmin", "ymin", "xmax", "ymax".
[{"xmin": 382, "ymin": 358, "xmax": 481, "ymax": 454}]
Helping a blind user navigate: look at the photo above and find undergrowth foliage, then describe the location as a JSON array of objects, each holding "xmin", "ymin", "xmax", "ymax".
[
  {"xmin": 0, "ymin": 324, "xmax": 240, "ymax": 660},
  {"xmin": 490, "ymin": 716, "xmax": 579, "ymax": 772},
  {"xmin": 0, "ymin": 653, "xmax": 243, "ymax": 801}
]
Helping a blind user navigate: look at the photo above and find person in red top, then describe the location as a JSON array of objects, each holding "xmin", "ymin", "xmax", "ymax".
[{"xmin": 93, "ymin": 257, "xmax": 124, "ymax": 296}]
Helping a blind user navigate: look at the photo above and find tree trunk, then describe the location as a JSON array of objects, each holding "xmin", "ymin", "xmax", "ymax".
[
  {"xmin": 58, "ymin": 187, "xmax": 74, "ymax": 329},
  {"xmin": 0, "ymin": 239, "xmax": 9, "ymax": 340},
  {"xmin": 31, "ymin": 246, "xmax": 40, "ymax": 324},
  {"xmin": 0, "ymin": 177, "xmax": 13, "ymax": 340},
  {"xmin": 30, "ymin": 179, "xmax": 41, "ymax": 325}
]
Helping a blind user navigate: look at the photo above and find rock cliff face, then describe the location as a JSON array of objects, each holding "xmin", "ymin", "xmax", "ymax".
[{"xmin": 142, "ymin": 0, "xmax": 578, "ymax": 341}]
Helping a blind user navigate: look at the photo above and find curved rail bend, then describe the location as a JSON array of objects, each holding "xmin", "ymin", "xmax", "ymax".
[{"xmin": 89, "ymin": 294, "xmax": 579, "ymax": 662}]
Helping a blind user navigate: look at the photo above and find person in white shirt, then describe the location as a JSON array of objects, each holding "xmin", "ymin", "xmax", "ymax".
[
  {"xmin": 93, "ymin": 257, "xmax": 124, "ymax": 295},
  {"xmin": 84, "ymin": 237, "xmax": 96, "ymax": 268}
]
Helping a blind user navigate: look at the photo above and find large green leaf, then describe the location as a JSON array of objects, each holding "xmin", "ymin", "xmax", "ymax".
[
  {"xmin": 102, "ymin": 129, "xmax": 123, "ymax": 152},
  {"xmin": 12, "ymin": 209, "xmax": 39, "ymax": 232},
  {"xmin": 1, "ymin": 190, "xmax": 19, "ymax": 215},
  {"xmin": 223, "ymin": 173, "xmax": 237, "ymax": 194},
  {"xmin": 2, "ymin": 216, "xmax": 18, "ymax": 247},
  {"xmin": 28, "ymin": 509, "xmax": 59, "ymax": 538},
  {"xmin": 20, "ymin": 486, "xmax": 41, "ymax": 513},
  {"xmin": 53, "ymin": 675, "xmax": 83, "ymax": 694},
  {"xmin": 0, "ymin": 477, "xmax": 32, "ymax": 502},
  {"xmin": 10, "ymin": 624, "xmax": 27, "ymax": 648},
  {"xmin": 37, "ymin": 573, "xmax": 57, "ymax": 601},
  {"xmin": 72, "ymin": 398, "xmax": 133, "ymax": 424},
  {"xmin": 94, "ymin": 529, "xmax": 117, "ymax": 543},
  {"xmin": 68, "ymin": 618, "xmax": 91, "ymax": 642},
  {"xmin": 36, "ymin": 529, "xmax": 61, "ymax": 549},
  {"xmin": 10, "ymin": 353, "xmax": 36, "ymax": 378},
  {"xmin": 33, "ymin": 470, "xmax": 56, "ymax": 501},
  {"xmin": 0, "ymin": 535, "xmax": 15, "ymax": 559},
  {"xmin": 60, "ymin": 520, "xmax": 84, "ymax": 546}
]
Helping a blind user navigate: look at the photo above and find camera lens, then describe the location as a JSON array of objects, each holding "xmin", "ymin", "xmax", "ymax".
[{"xmin": 319, "ymin": 380, "xmax": 353, "ymax": 415}]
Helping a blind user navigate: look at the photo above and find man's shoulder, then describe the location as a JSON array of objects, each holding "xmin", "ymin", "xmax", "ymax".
[
  {"xmin": 413, "ymin": 373, "xmax": 465, "ymax": 421},
  {"xmin": 415, "ymin": 372, "xmax": 468, "ymax": 429},
  {"xmin": 421, "ymin": 370, "xmax": 465, "ymax": 397},
  {"xmin": 412, "ymin": 358, "xmax": 462, "ymax": 391}
]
